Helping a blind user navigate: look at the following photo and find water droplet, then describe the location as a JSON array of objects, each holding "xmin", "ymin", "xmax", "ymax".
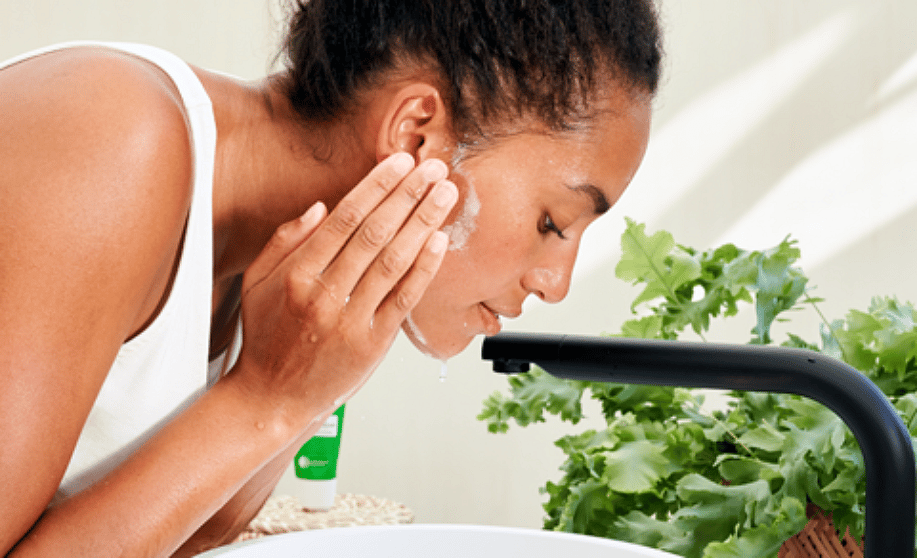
[
  {"xmin": 309, "ymin": 333, "xmax": 319, "ymax": 343},
  {"xmin": 439, "ymin": 361, "xmax": 448, "ymax": 383}
]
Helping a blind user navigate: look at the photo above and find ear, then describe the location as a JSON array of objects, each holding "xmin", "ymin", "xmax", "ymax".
[{"xmin": 376, "ymin": 83, "xmax": 450, "ymax": 164}]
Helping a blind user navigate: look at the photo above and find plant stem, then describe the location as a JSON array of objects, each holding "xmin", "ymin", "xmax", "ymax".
[
  {"xmin": 690, "ymin": 400, "xmax": 753, "ymax": 457},
  {"xmin": 627, "ymin": 228, "xmax": 708, "ymax": 343},
  {"xmin": 808, "ymin": 298, "xmax": 848, "ymax": 362}
]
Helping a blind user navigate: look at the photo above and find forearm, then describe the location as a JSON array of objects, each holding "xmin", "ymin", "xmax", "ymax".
[
  {"xmin": 171, "ymin": 425, "xmax": 320, "ymax": 557},
  {"xmin": 10, "ymin": 375, "xmax": 324, "ymax": 558}
]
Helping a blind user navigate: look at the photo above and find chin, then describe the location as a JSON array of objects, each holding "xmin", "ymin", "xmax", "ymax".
[{"xmin": 401, "ymin": 320, "xmax": 474, "ymax": 360}]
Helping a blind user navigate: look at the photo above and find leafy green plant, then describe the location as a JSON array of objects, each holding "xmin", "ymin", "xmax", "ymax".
[{"xmin": 478, "ymin": 218, "xmax": 917, "ymax": 558}]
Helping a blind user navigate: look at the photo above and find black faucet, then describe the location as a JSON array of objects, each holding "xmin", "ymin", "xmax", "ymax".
[{"xmin": 482, "ymin": 332, "xmax": 916, "ymax": 558}]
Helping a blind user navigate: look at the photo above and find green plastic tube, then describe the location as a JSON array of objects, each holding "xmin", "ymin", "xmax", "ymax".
[{"xmin": 293, "ymin": 404, "xmax": 345, "ymax": 510}]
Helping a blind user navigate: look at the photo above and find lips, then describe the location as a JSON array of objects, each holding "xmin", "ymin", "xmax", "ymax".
[
  {"xmin": 479, "ymin": 303, "xmax": 524, "ymax": 336},
  {"xmin": 479, "ymin": 303, "xmax": 503, "ymax": 336}
]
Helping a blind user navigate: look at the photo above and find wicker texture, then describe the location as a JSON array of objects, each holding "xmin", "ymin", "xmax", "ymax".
[
  {"xmin": 780, "ymin": 505, "xmax": 864, "ymax": 558},
  {"xmin": 234, "ymin": 494, "xmax": 414, "ymax": 542}
]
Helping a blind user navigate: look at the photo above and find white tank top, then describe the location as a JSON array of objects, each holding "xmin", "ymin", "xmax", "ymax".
[{"xmin": 1, "ymin": 42, "xmax": 236, "ymax": 502}]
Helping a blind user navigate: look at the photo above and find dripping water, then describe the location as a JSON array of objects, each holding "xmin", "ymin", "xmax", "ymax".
[{"xmin": 439, "ymin": 360, "xmax": 448, "ymax": 382}]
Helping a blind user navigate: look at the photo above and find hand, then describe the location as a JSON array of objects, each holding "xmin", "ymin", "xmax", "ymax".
[{"xmin": 232, "ymin": 154, "xmax": 456, "ymax": 425}]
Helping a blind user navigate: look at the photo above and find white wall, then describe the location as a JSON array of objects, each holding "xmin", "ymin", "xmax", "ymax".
[
  {"xmin": 0, "ymin": 1, "xmax": 279, "ymax": 78},
  {"xmin": 3, "ymin": 0, "xmax": 916, "ymax": 531}
]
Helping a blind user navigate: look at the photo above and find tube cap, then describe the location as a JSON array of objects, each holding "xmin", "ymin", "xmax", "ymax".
[{"xmin": 296, "ymin": 478, "xmax": 337, "ymax": 511}]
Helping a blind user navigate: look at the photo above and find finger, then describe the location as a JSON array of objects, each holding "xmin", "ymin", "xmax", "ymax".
[
  {"xmin": 317, "ymin": 159, "xmax": 449, "ymax": 295},
  {"xmin": 371, "ymin": 230, "xmax": 450, "ymax": 334},
  {"xmin": 242, "ymin": 202, "xmax": 327, "ymax": 296},
  {"xmin": 292, "ymin": 152, "xmax": 417, "ymax": 276},
  {"xmin": 346, "ymin": 179, "xmax": 457, "ymax": 320}
]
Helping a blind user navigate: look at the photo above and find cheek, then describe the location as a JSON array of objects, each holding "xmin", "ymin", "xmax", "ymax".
[
  {"xmin": 434, "ymin": 216, "xmax": 528, "ymax": 300},
  {"xmin": 416, "ymin": 231, "xmax": 507, "ymax": 312},
  {"xmin": 472, "ymin": 209, "xmax": 529, "ymax": 263},
  {"xmin": 422, "ymin": 246, "xmax": 481, "ymax": 302}
]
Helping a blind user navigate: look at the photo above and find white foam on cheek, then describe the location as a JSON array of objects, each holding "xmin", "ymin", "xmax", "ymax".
[
  {"xmin": 441, "ymin": 182, "xmax": 480, "ymax": 251},
  {"xmin": 441, "ymin": 148, "xmax": 482, "ymax": 251}
]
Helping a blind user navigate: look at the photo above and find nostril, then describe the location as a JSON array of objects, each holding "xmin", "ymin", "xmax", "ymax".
[{"xmin": 523, "ymin": 267, "xmax": 569, "ymax": 304}]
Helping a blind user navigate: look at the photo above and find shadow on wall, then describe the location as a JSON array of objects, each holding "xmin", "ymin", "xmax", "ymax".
[{"xmin": 551, "ymin": 0, "xmax": 917, "ymax": 334}]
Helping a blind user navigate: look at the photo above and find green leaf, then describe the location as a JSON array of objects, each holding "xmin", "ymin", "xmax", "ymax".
[
  {"xmin": 553, "ymin": 478, "xmax": 613, "ymax": 534},
  {"xmin": 782, "ymin": 332, "xmax": 819, "ymax": 351},
  {"xmin": 875, "ymin": 329, "xmax": 917, "ymax": 379},
  {"xmin": 737, "ymin": 421, "xmax": 785, "ymax": 453},
  {"xmin": 716, "ymin": 456, "xmax": 781, "ymax": 486},
  {"xmin": 747, "ymin": 237, "xmax": 808, "ymax": 344},
  {"xmin": 872, "ymin": 296, "xmax": 917, "ymax": 332},
  {"xmin": 702, "ymin": 497, "xmax": 807, "ymax": 558},
  {"xmin": 476, "ymin": 367, "xmax": 586, "ymax": 431},
  {"xmin": 590, "ymin": 383, "xmax": 686, "ymax": 422},
  {"xmin": 610, "ymin": 511, "xmax": 694, "ymax": 553},
  {"xmin": 600, "ymin": 440, "xmax": 675, "ymax": 493},
  {"xmin": 674, "ymin": 244, "xmax": 754, "ymax": 335},
  {"xmin": 615, "ymin": 218, "xmax": 701, "ymax": 311},
  {"xmin": 833, "ymin": 309, "xmax": 882, "ymax": 371},
  {"xmin": 676, "ymin": 474, "xmax": 769, "ymax": 508},
  {"xmin": 895, "ymin": 393, "xmax": 917, "ymax": 432},
  {"xmin": 555, "ymin": 428, "xmax": 619, "ymax": 456},
  {"xmin": 819, "ymin": 319, "xmax": 846, "ymax": 362},
  {"xmin": 476, "ymin": 392, "xmax": 513, "ymax": 433},
  {"xmin": 617, "ymin": 315, "xmax": 665, "ymax": 340},
  {"xmin": 721, "ymin": 255, "xmax": 758, "ymax": 292}
]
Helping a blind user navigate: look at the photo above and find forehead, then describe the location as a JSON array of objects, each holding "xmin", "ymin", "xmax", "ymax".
[
  {"xmin": 573, "ymin": 93, "xmax": 652, "ymax": 191},
  {"xmin": 465, "ymin": 92, "xmax": 651, "ymax": 205}
]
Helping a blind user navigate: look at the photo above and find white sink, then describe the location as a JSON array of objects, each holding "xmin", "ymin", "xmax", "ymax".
[{"xmin": 196, "ymin": 524, "xmax": 679, "ymax": 557}]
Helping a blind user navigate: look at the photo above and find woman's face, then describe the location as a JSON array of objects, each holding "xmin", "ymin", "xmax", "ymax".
[{"xmin": 403, "ymin": 92, "xmax": 652, "ymax": 359}]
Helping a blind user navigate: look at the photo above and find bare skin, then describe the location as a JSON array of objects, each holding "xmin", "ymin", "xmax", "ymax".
[{"xmin": 0, "ymin": 44, "xmax": 650, "ymax": 556}]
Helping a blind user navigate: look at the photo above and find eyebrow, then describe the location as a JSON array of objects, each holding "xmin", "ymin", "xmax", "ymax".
[{"xmin": 569, "ymin": 184, "xmax": 611, "ymax": 215}]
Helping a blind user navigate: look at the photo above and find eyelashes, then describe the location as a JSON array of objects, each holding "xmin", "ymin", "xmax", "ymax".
[{"xmin": 539, "ymin": 214, "xmax": 568, "ymax": 240}]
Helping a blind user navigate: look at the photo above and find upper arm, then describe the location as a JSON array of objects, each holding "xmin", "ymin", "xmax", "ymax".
[{"xmin": 0, "ymin": 47, "xmax": 194, "ymax": 550}]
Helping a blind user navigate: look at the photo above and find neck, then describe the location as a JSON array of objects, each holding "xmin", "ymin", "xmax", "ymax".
[{"xmin": 205, "ymin": 72, "xmax": 378, "ymax": 284}]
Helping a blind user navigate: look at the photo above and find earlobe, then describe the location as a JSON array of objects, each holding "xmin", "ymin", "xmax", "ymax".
[{"xmin": 377, "ymin": 84, "xmax": 449, "ymax": 164}]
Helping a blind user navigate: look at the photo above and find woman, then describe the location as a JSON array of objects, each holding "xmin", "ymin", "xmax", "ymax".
[{"xmin": 0, "ymin": 0, "xmax": 661, "ymax": 555}]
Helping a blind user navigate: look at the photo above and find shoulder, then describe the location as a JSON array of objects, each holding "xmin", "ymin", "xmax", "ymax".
[
  {"xmin": 0, "ymin": 44, "xmax": 195, "ymax": 243},
  {"xmin": 0, "ymin": 45, "xmax": 198, "ymax": 339},
  {"xmin": 1, "ymin": 45, "xmax": 194, "ymax": 196}
]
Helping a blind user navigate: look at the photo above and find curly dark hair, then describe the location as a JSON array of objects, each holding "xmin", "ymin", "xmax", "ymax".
[{"xmin": 282, "ymin": 0, "xmax": 662, "ymax": 140}]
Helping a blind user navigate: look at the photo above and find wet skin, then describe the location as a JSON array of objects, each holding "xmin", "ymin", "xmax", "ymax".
[{"xmin": 403, "ymin": 93, "xmax": 653, "ymax": 359}]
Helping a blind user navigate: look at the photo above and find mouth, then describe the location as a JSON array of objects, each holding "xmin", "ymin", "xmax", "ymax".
[
  {"xmin": 479, "ymin": 303, "xmax": 521, "ymax": 336},
  {"xmin": 479, "ymin": 303, "xmax": 502, "ymax": 336}
]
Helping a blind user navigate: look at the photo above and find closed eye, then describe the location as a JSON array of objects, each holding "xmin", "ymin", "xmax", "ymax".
[{"xmin": 539, "ymin": 214, "xmax": 567, "ymax": 240}]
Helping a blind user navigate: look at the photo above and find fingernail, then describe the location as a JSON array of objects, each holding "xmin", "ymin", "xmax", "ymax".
[
  {"xmin": 390, "ymin": 152, "xmax": 415, "ymax": 175},
  {"xmin": 421, "ymin": 159, "xmax": 448, "ymax": 183},
  {"xmin": 431, "ymin": 180, "xmax": 457, "ymax": 208},
  {"xmin": 428, "ymin": 231, "xmax": 449, "ymax": 254},
  {"xmin": 300, "ymin": 202, "xmax": 326, "ymax": 226}
]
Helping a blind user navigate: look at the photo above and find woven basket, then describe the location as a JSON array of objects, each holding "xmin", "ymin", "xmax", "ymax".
[
  {"xmin": 235, "ymin": 494, "xmax": 414, "ymax": 542},
  {"xmin": 779, "ymin": 504, "xmax": 864, "ymax": 558}
]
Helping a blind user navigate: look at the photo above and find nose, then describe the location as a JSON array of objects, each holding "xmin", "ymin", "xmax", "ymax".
[{"xmin": 521, "ymin": 253, "xmax": 575, "ymax": 304}]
